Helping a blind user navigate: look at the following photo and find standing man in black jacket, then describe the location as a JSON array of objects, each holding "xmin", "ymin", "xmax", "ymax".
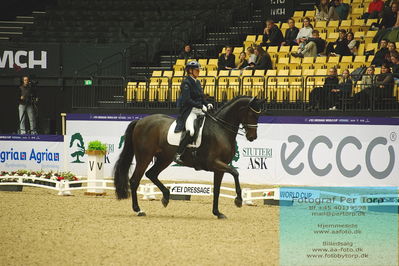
[
  {"xmin": 263, "ymin": 20, "xmax": 284, "ymax": 46},
  {"xmin": 18, "ymin": 76, "xmax": 38, "ymax": 134},
  {"xmin": 218, "ymin": 46, "xmax": 236, "ymax": 70},
  {"xmin": 174, "ymin": 61, "xmax": 213, "ymax": 164}
]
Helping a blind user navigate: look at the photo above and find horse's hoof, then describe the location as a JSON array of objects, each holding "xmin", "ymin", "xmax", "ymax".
[
  {"xmin": 137, "ymin": 211, "xmax": 146, "ymax": 216},
  {"xmin": 235, "ymin": 198, "xmax": 243, "ymax": 208},
  {"xmin": 162, "ymin": 197, "xmax": 169, "ymax": 208},
  {"xmin": 217, "ymin": 213, "xmax": 227, "ymax": 219}
]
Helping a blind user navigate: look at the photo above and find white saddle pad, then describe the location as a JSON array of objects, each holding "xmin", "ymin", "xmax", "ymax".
[{"xmin": 167, "ymin": 118, "xmax": 206, "ymax": 147}]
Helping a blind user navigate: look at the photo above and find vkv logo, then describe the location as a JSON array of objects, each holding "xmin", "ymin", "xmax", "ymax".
[{"xmin": 281, "ymin": 135, "xmax": 395, "ymax": 179}]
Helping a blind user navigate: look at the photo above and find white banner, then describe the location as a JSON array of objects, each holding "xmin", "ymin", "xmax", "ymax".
[
  {"xmin": 169, "ymin": 184, "xmax": 212, "ymax": 195},
  {"xmin": 64, "ymin": 115, "xmax": 399, "ymax": 186},
  {"xmin": 0, "ymin": 135, "xmax": 64, "ymax": 172}
]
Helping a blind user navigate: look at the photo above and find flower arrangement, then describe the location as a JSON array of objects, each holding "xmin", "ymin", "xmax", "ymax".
[
  {"xmin": 0, "ymin": 170, "xmax": 79, "ymax": 183},
  {"xmin": 86, "ymin": 140, "xmax": 107, "ymax": 155}
]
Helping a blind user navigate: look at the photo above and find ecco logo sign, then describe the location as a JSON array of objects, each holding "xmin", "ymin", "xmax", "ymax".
[
  {"xmin": 0, "ymin": 50, "xmax": 47, "ymax": 69},
  {"xmin": 281, "ymin": 135, "xmax": 395, "ymax": 179}
]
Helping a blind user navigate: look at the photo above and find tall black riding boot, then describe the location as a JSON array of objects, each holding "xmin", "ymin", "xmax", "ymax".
[{"xmin": 174, "ymin": 131, "xmax": 192, "ymax": 164}]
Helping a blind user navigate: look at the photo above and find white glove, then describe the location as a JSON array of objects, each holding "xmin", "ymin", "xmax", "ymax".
[
  {"xmin": 207, "ymin": 103, "xmax": 213, "ymax": 110},
  {"xmin": 202, "ymin": 105, "xmax": 208, "ymax": 113}
]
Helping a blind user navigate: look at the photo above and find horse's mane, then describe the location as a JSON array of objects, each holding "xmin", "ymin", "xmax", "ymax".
[{"xmin": 214, "ymin": 96, "xmax": 252, "ymax": 116}]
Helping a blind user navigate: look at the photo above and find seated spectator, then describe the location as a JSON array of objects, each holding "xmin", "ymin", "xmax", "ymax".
[
  {"xmin": 347, "ymin": 32, "xmax": 359, "ymax": 55},
  {"xmin": 371, "ymin": 39, "xmax": 389, "ymax": 66},
  {"xmin": 315, "ymin": 0, "xmax": 340, "ymax": 21},
  {"xmin": 281, "ymin": 18, "xmax": 299, "ymax": 46},
  {"xmin": 246, "ymin": 47, "xmax": 257, "ymax": 64},
  {"xmin": 178, "ymin": 44, "xmax": 194, "ymax": 60},
  {"xmin": 367, "ymin": 0, "xmax": 385, "ymax": 19},
  {"xmin": 333, "ymin": 0, "xmax": 350, "ymax": 20},
  {"xmin": 291, "ymin": 30, "xmax": 326, "ymax": 58},
  {"xmin": 236, "ymin": 52, "xmax": 249, "ymax": 69},
  {"xmin": 380, "ymin": 2, "xmax": 398, "ymax": 29},
  {"xmin": 308, "ymin": 67, "xmax": 339, "ymax": 110},
  {"xmin": 326, "ymin": 29, "xmax": 351, "ymax": 56},
  {"xmin": 390, "ymin": 51, "xmax": 399, "ymax": 76},
  {"xmin": 385, "ymin": 41, "xmax": 397, "ymax": 67},
  {"xmin": 218, "ymin": 46, "xmax": 236, "ymax": 70},
  {"xmin": 354, "ymin": 64, "xmax": 394, "ymax": 108},
  {"xmin": 328, "ymin": 69, "xmax": 353, "ymax": 110},
  {"xmin": 247, "ymin": 46, "xmax": 272, "ymax": 70},
  {"xmin": 263, "ymin": 20, "xmax": 284, "ymax": 46},
  {"xmin": 295, "ymin": 17, "xmax": 313, "ymax": 47}
]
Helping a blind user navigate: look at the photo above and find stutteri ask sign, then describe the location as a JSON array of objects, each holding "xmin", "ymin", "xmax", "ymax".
[{"xmin": 169, "ymin": 184, "xmax": 212, "ymax": 195}]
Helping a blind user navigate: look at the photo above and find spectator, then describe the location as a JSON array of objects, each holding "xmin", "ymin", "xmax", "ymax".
[
  {"xmin": 246, "ymin": 47, "xmax": 257, "ymax": 64},
  {"xmin": 390, "ymin": 51, "xmax": 399, "ymax": 75},
  {"xmin": 263, "ymin": 20, "xmax": 284, "ymax": 46},
  {"xmin": 315, "ymin": 0, "xmax": 340, "ymax": 21},
  {"xmin": 326, "ymin": 29, "xmax": 351, "ymax": 56},
  {"xmin": 247, "ymin": 46, "xmax": 272, "ymax": 70},
  {"xmin": 295, "ymin": 17, "xmax": 313, "ymax": 46},
  {"xmin": 236, "ymin": 52, "xmax": 249, "ymax": 69},
  {"xmin": 308, "ymin": 67, "xmax": 339, "ymax": 110},
  {"xmin": 371, "ymin": 39, "xmax": 389, "ymax": 66},
  {"xmin": 380, "ymin": 2, "xmax": 398, "ymax": 29},
  {"xmin": 178, "ymin": 44, "xmax": 194, "ymax": 60},
  {"xmin": 385, "ymin": 41, "xmax": 397, "ymax": 66},
  {"xmin": 218, "ymin": 46, "xmax": 236, "ymax": 70},
  {"xmin": 367, "ymin": 0, "xmax": 385, "ymax": 19},
  {"xmin": 333, "ymin": 0, "xmax": 350, "ymax": 20},
  {"xmin": 291, "ymin": 30, "xmax": 326, "ymax": 57},
  {"xmin": 328, "ymin": 69, "xmax": 353, "ymax": 110},
  {"xmin": 347, "ymin": 32, "xmax": 359, "ymax": 55},
  {"xmin": 354, "ymin": 64, "xmax": 394, "ymax": 108},
  {"xmin": 18, "ymin": 76, "xmax": 38, "ymax": 134},
  {"xmin": 281, "ymin": 18, "xmax": 299, "ymax": 46}
]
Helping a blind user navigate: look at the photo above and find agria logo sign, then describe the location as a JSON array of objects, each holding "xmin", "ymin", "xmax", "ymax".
[{"xmin": 0, "ymin": 148, "xmax": 60, "ymax": 163}]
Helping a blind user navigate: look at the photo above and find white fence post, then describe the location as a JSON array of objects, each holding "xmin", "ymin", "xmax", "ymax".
[
  {"xmin": 242, "ymin": 188, "xmax": 254, "ymax": 205},
  {"xmin": 143, "ymin": 184, "xmax": 156, "ymax": 200},
  {"xmin": 58, "ymin": 180, "xmax": 72, "ymax": 196}
]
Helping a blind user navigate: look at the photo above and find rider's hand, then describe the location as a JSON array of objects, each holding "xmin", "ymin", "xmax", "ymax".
[
  {"xmin": 202, "ymin": 105, "xmax": 208, "ymax": 113},
  {"xmin": 207, "ymin": 103, "xmax": 213, "ymax": 110}
]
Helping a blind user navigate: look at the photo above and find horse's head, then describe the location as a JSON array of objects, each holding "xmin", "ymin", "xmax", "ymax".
[{"xmin": 241, "ymin": 97, "xmax": 263, "ymax": 142}]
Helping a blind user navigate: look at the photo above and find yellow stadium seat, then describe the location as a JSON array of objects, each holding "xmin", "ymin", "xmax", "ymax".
[
  {"xmin": 256, "ymin": 35, "xmax": 263, "ymax": 45},
  {"xmin": 364, "ymin": 31, "xmax": 377, "ymax": 44},
  {"xmin": 174, "ymin": 70, "xmax": 184, "ymax": 77},
  {"xmin": 206, "ymin": 59, "xmax": 218, "ymax": 72},
  {"xmin": 353, "ymin": 55, "xmax": 366, "ymax": 69},
  {"xmin": 365, "ymin": 43, "xmax": 378, "ymax": 53},
  {"xmin": 327, "ymin": 20, "xmax": 339, "ymax": 30},
  {"xmin": 315, "ymin": 69, "xmax": 327, "ymax": 86},
  {"xmin": 199, "ymin": 69, "xmax": 207, "ymax": 77},
  {"xmin": 207, "ymin": 70, "xmax": 218, "ymax": 77},
  {"xmin": 230, "ymin": 69, "xmax": 241, "ymax": 76},
  {"xmin": 367, "ymin": 55, "xmax": 374, "ymax": 63},
  {"xmin": 245, "ymin": 35, "xmax": 257, "ymax": 42},
  {"xmin": 354, "ymin": 31, "xmax": 365, "ymax": 39},
  {"xmin": 327, "ymin": 32, "xmax": 339, "ymax": 42},
  {"xmin": 136, "ymin": 82, "xmax": 146, "ymax": 102},
  {"xmin": 366, "ymin": 18, "xmax": 378, "ymax": 27},
  {"xmin": 304, "ymin": 10, "xmax": 315, "ymax": 18},
  {"xmin": 152, "ymin": 70, "xmax": 162, "ymax": 77},
  {"xmin": 173, "ymin": 64, "xmax": 184, "ymax": 72},
  {"xmin": 293, "ymin": 11, "xmax": 304, "ymax": 18},
  {"xmin": 219, "ymin": 70, "xmax": 229, "ymax": 76},
  {"xmin": 163, "ymin": 70, "xmax": 173, "ymax": 78},
  {"xmin": 314, "ymin": 21, "xmax": 327, "ymax": 32},
  {"xmin": 175, "ymin": 59, "xmax": 185, "ymax": 66},
  {"xmin": 126, "ymin": 82, "xmax": 137, "ymax": 102},
  {"xmin": 314, "ymin": 56, "xmax": 327, "ymax": 69},
  {"xmin": 242, "ymin": 69, "xmax": 253, "ymax": 76},
  {"xmin": 340, "ymin": 56, "xmax": 354, "ymax": 69},
  {"xmin": 301, "ymin": 57, "xmax": 315, "ymax": 69},
  {"xmin": 277, "ymin": 57, "xmax": 290, "ymax": 70},
  {"xmin": 171, "ymin": 77, "xmax": 183, "ymax": 101},
  {"xmin": 280, "ymin": 23, "xmax": 289, "ymax": 30},
  {"xmin": 254, "ymin": 69, "xmax": 266, "ymax": 76},
  {"xmin": 351, "ymin": 8, "xmax": 364, "ymax": 17},
  {"xmin": 340, "ymin": 20, "xmax": 351, "ymax": 31},
  {"xmin": 352, "ymin": 19, "xmax": 367, "ymax": 32},
  {"xmin": 267, "ymin": 46, "xmax": 278, "ymax": 53},
  {"xmin": 198, "ymin": 58, "xmax": 208, "ymax": 66}
]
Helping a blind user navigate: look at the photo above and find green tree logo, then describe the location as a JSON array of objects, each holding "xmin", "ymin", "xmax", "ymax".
[
  {"xmin": 229, "ymin": 141, "xmax": 240, "ymax": 168},
  {"xmin": 118, "ymin": 135, "xmax": 125, "ymax": 149},
  {"xmin": 70, "ymin": 133, "xmax": 85, "ymax": 163}
]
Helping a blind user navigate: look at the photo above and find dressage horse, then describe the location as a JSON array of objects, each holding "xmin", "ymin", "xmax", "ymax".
[{"xmin": 114, "ymin": 96, "xmax": 263, "ymax": 219}]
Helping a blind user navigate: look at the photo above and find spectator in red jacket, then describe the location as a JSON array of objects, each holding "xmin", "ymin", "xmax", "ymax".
[{"xmin": 368, "ymin": 0, "xmax": 384, "ymax": 18}]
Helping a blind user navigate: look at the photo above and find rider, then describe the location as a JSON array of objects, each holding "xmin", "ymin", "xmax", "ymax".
[{"xmin": 174, "ymin": 61, "xmax": 213, "ymax": 164}]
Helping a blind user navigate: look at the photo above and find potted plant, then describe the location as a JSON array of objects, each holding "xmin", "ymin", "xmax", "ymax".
[
  {"xmin": 85, "ymin": 140, "xmax": 107, "ymax": 195},
  {"xmin": 0, "ymin": 171, "xmax": 23, "ymax": 192}
]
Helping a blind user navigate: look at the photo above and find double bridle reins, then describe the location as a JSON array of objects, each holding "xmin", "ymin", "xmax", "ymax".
[{"xmin": 205, "ymin": 106, "xmax": 261, "ymax": 136}]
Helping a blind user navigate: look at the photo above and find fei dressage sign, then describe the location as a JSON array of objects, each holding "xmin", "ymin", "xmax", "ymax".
[{"xmin": 169, "ymin": 184, "xmax": 212, "ymax": 196}]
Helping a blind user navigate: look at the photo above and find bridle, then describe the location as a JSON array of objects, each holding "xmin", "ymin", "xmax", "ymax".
[{"xmin": 205, "ymin": 105, "xmax": 260, "ymax": 136}]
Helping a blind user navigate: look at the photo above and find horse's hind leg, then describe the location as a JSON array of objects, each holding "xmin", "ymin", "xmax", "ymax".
[
  {"xmin": 145, "ymin": 155, "xmax": 173, "ymax": 208},
  {"xmin": 130, "ymin": 158, "xmax": 152, "ymax": 216}
]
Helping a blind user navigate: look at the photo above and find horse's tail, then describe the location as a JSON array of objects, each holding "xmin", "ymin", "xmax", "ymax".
[{"xmin": 114, "ymin": 120, "xmax": 138, "ymax": 200}]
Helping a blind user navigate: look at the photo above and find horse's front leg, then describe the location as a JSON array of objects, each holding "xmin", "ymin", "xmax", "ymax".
[
  {"xmin": 212, "ymin": 171, "xmax": 227, "ymax": 219},
  {"xmin": 213, "ymin": 160, "xmax": 242, "ymax": 208}
]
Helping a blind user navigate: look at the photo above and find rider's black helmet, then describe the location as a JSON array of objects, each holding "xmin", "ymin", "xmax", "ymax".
[{"xmin": 185, "ymin": 60, "xmax": 201, "ymax": 71}]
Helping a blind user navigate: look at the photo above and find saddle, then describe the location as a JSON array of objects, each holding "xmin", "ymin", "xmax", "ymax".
[{"xmin": 167, "ymin": 115, "xmax": 206, "ymax": 148}]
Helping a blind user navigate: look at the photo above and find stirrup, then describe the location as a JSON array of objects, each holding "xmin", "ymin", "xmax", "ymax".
[{"xmin": 174, "ymin": 153, "xmax": 184, "ymax": 165}]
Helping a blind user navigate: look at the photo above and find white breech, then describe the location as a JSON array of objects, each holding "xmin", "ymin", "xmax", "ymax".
[{"xmin": 185, "ymin": 107, "xmax": 204, "ymax": 137}]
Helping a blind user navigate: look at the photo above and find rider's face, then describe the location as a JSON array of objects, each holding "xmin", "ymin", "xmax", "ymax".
[{"xmin": 191, "ymin": 68, "xmax": 200, "ymax": 78}]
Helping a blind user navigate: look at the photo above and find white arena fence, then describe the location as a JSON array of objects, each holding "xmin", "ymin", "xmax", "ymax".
[{"xmin": 1, "ymin": 175, "xmax": 397, "ymax": 208}]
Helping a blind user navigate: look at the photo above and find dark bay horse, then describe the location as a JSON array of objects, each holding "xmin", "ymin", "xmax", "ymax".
[{"xmin": 114, "ymin": 96, "xmax": 263, "ymax": 219}]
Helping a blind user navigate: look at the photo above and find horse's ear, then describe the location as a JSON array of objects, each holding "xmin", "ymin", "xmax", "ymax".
[{"xmin": 249, "ymin": 96, "xmax": 257, "ymax": 105}]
